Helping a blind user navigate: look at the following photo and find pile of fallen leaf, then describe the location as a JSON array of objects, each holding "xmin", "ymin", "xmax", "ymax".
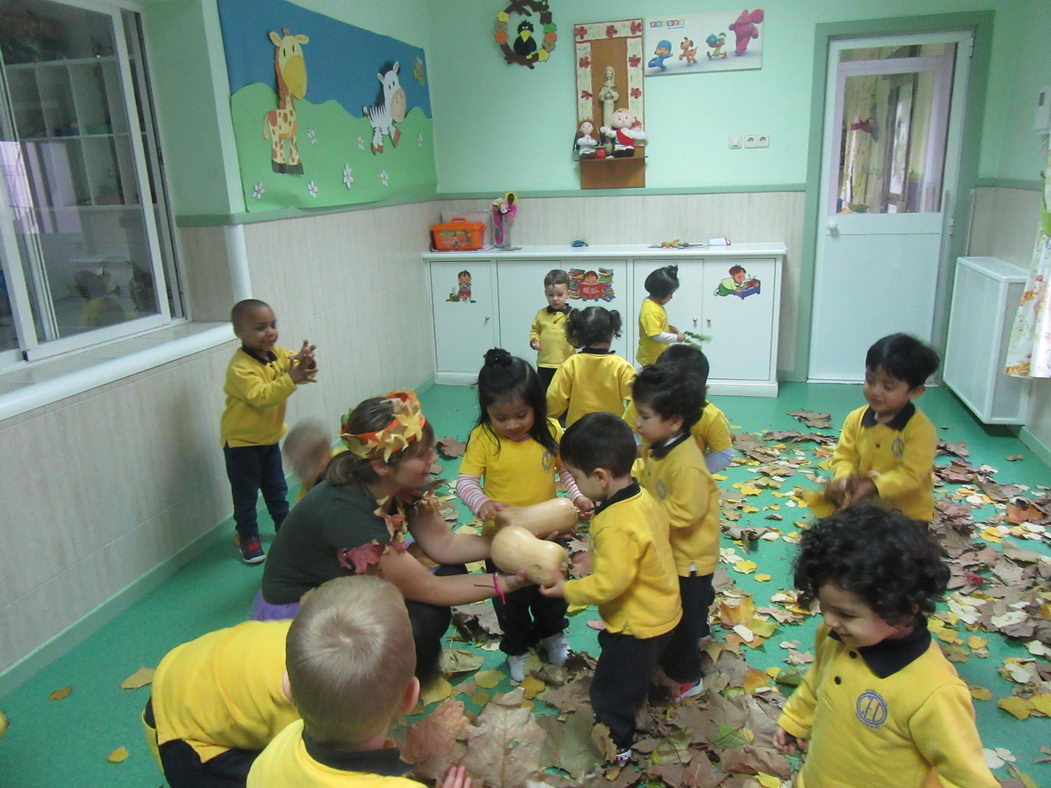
[{"xmin": 391, "ymin": 420, "xmax": 1051, "ymax": 787}]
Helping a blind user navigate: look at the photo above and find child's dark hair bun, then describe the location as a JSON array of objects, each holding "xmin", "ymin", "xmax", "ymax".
[{"xmin": 484, "ymin": 348, "xmax": 513, "ymax": 367}]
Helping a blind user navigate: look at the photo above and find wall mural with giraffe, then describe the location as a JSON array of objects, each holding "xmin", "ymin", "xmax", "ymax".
[{"xmin": 218, "ymin": 0, "xmax": 434, "ymax": 212}]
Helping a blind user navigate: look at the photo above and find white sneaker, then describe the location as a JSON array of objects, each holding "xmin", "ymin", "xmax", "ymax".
[
  {"xmin": 615, "ymin": 748, "xmax": 633, "ymax": 765},
  {"xmin": 507, "ymin": 653, "xmax": 526, "ymax": 683},
  {"xmin": 540, "ymin": 633, "xmax": 570, "ymax": 666}
]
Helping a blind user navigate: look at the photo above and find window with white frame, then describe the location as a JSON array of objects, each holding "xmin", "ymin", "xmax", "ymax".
[{"xmin": 0, "ymin": 0, "xmax": 181, "ymax": 368}]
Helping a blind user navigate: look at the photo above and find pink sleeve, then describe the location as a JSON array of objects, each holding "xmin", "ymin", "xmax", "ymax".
[
  {"xmin": 455, "ymin": 473, "xmax": 490, "ymax": 517},
  {"xmin": 558, "ymin": 465, "xmax": 586, "ymax": 503}
]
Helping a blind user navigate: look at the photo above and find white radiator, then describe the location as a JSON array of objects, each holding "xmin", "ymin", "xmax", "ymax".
[{"xmin": 943, "ymin": 256, "xmax": 1030, "ymax": 424}]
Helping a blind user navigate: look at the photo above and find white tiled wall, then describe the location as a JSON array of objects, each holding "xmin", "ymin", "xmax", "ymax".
[{"xmin": 0, "ymin": 200, "xmax": 441, "ymax": 678}]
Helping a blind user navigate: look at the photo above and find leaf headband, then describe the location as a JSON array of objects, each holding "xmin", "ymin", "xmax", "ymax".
[{"xmin": 340, "ymin": 390, "xmax": 427, "ymax": 462}]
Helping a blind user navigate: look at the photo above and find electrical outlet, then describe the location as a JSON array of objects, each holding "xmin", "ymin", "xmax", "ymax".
[
  {"xmin": 729, "ymin": 135, "xmax": 742, "ymax": 149},
  {"xmin": 743, "ymin": 134, "xmax": 758, "ymax": 148},
  {"xmin": 756, "ymin": 134, "xmax": 770, "ymax": 148}
]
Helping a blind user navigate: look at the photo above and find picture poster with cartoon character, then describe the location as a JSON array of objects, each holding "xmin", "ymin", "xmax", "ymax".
[
  {"xmin": 217, "ymin": 0, "xmax": 436, "ymax": 212},
  {"xmin": 713, "ymin": 264, "xmax": 761, "ymax": 299},
  {"xmin": 568, "ymin": 268, "xmax": 616, "ymax": 302},
  {"xmin": 643, "ymin": 9, "xmax": 764, "ymax": 77}
]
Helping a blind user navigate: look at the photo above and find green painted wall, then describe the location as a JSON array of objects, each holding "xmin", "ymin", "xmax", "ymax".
[
  {"xmin": 428, "ymin": 0, "xmax": 1044, "ymax": 192},
  {"xmin": 142, "ymin": 0, "xmax": 434, "ymax": 216}
]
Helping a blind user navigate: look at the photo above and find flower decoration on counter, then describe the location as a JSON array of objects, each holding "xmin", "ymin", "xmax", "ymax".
[{"xmin": 495, "ymin": 0, "xmax": 556, "ymax": 68}]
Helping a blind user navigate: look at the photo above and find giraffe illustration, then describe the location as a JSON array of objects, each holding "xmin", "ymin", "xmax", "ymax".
[{"xmin": 263, "ymin": 28, "xmax": 309, "ymax": 175}]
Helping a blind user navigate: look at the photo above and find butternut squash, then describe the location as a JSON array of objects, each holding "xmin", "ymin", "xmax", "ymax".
[
  {"xmin": 493, "ymin": 497, "xmax": 578, "ymax": 536},
  {"xmin": 490, "ymin": 525, "xmax": 568, "ymax": 586}
]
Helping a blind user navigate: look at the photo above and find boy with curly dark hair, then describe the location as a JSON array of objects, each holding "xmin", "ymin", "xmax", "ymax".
[{"xmin": 774, "ymin": 504, "xmax": 996, "ymax": 787}]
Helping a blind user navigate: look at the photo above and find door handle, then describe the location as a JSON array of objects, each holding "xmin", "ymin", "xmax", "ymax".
[
  {"xmin": 693, "ymin": 318, "xmax": 697, "ymax": 327},
  {"xmin": 484, "ymin": 316, "xmax": 490, "ymax": 322},
  {"xmin": 827, "ymin": 221, "xmax": 839, "ymax": 237}
]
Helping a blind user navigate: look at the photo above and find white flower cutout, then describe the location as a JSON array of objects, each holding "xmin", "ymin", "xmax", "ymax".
[
  {"xmin": 307, "ymin": 128, "xmax": 317, "ymax": 144},
  {"xmin": 342, "ymin": 164, "xmax": 354, "ymax": 189},
  {"xmin": 357, "ymin": 136, "xmax": 365, "ymax": 151},
  {"xmin": 417, "ymin": 133, "xmax": 424, "ymax": 148},
  {"xmin": 307, "ymin": 180, "xmax": 318, "ymax": 198},
  {"xmin": 379, "ymin": 170, "xmax": 389, "ymax": 187},
  {"xmin": 252, "ymin": 182, "xmax": 265, "ymax": 199}
]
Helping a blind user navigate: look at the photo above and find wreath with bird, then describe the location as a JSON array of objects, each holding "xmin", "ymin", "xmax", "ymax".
[{"xmin": 494, "ymin": 0, "xmax": 556, "ymax": 68}]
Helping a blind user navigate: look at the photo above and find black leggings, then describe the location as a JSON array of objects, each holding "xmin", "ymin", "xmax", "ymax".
[{"xmin": 408, "ymin": 563, "xmax": 467, "ymax": 683}]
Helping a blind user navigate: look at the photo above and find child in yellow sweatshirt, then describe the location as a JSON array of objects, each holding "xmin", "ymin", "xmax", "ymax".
[
  {"xmin": 819, "ymin": 333, "xmax": 940, "ymax": 522},
  {"xmin": 540, "ymin": 412, "xmax": 681, "ymax": 765},
  {"xmin": 775, "ymin": 504, "xmax": 997, "ymax": 787},
  {"xmin": 632, "ymin": 363, "xmax": 720, "ymax": 702},
  {"xmin": 221, "ymin": 299, "xmax": 316, "ymax": 564},
  {"xmin": 529, "ymin": 268, "xmax": 575, "ymax": 390}
]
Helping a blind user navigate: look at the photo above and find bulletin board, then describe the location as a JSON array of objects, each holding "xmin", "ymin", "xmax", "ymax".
[{"xmin": 217, "ymin": 0, "xmax": 436, "ymax": 212}]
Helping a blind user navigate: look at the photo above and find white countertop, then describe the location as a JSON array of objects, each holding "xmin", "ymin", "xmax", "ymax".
[{"xmin": 423, "ymin": 242, "xmax": 786, "ymax": 260}]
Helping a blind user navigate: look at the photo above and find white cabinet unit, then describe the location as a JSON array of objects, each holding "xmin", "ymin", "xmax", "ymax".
[
  {"xmin": 424, "ymin": 245, "xmax": 785, "ymax": 395},
  {"xmin": 944, "ymin": 257, "xmax": 1030, "ymax": 424}
]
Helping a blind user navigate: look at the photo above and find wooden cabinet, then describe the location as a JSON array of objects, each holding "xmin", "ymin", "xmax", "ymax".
[{"xmin": 424, "ymin": 245, "xmax": 785, "ymax": 395}]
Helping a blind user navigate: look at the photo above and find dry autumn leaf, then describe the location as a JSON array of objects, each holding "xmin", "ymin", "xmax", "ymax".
[
  {"xmin": 420, "ymin": 676, "xmax": 452, "ymax": 705},
  {"xmin": 463, "ymin": 688, "xmax": 545, "ymax": 788},
  {"xmin": 49, "ymin": 686, "xmax": 72, "ymax": 701},
  {"xmin": 0, "ymin": 709, "xmax": 8, "ymax": 738},
  {"xmin": 119, "ymin": 666, "xmax": 154, "ymax": 690},
  {"xmin": 474, "ymin": 669, "xmax": 504, "ymax": 689},
  {"xmin": 106, "ymin": 746, "xmax": 129, "ymax": 763},
  {"xmin": 436, "ymin": 437, "xmax": 466, "ymax": 459},
  {"xmin": 402, "ymin": 698, "xmax": 468, "ymax": 780},
  {"xmin": 997, "ymin": 696, "xmax": 1032, "ymax": 720}
]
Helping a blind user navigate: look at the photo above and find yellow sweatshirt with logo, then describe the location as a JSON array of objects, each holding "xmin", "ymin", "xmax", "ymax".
[
  {"xmin": 636, "ymin": 435, "xmax": 720, "ymax": 576},
  {"xmin": 563, "ymin": 484, "xmax": 681, "ymax": 638},
  {"xmin": 830, "ymin": 403, "xmax": 936, "ymax": 521},
  {"xmin": 530, "ymin": 307, "xmax": 575, "ymax": 368},
  {"xmin": 624, "ymin": 399, "xmax": 733, "ymax": 455},
  {"xmin": 220, "ymin": 346, "xmax": 297, "ymax": 447},
  {"xmin": 779, "ymin": 623, "xmax": 996, "ymax": 788}
]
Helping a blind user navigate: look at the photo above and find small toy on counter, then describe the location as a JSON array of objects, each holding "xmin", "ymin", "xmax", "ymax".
[
  {"xmin": 658, "ymin": 239, "xmax": 693, "ymax": 249},
  {"xmin": 570, "ymin": 239, "xmax": 588, "ymax": 248},
  {"xmin": 491, "ymin": 191, "xmax": 519, "ymax": 249}
]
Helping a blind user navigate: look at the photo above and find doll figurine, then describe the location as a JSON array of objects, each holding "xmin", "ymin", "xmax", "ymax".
[
  {"xmin": 600, "ymin": 108, "xmax": 646, "ymax": 158},
  {"xmin": 575, "ymin": 120, "xmax": 599, "ymax": 159}
]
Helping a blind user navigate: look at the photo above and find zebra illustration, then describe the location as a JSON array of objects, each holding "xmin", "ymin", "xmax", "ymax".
[{"xmin": 363, "ymin": 61, "xmax": 407, "ymax": 154}]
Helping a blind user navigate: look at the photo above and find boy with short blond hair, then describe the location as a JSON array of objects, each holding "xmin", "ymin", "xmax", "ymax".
[
  {"xmin": 530, "ymin": 269, "xmax": 575, "ymax": 390},
  {"xmin": 632, "ymin": 364, "xmax": 720, "ymax": 702},
  {"xmin": 249, "ymin": 576, "xmax": 458, "ymax": 786},
  {"xmin": 283, "ymin": 421, "xmax": 341, "ymax": 503},
  {"xmin": 540, "ymin": 413, "xmax": 681, "ymax": 765},
  {"xmin": 222, "ymin": 298, "xmax": 316, "ymax": 563}
]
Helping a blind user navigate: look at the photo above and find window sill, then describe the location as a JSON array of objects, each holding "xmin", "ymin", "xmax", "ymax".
[{"xmin": 0, "ymin": 321, "xmax": 233, "ymax": 422}]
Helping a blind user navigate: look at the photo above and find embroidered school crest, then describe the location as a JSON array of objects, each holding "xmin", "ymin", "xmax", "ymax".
[
  {"xmin": 891, "ymin": 436, "xmax": 905, "ymax": 458},
  {"xmin": 856, "ymin": 690, "xmax": 888, "ymax": 728},
  {"xmin": 541, "ymin": 450, "xmax": 553, "ymax": 471},
  {"xmin": 655, "ymin": 480, "xmax": 668, "ymax": 499}
]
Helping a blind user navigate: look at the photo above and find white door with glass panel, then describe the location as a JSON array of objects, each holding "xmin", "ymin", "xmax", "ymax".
[{"xmin": 808, "ymin": 33, "xmax": 970, "ymax": 381}]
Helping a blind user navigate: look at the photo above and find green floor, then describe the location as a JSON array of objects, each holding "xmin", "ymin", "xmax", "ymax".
[{"xmin": 0, "ymin": 382, "xmax": 1048, "ymax": 786}]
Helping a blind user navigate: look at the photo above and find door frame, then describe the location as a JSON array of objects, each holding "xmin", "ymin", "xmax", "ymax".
[{"xmin": 789, "ymin": 11, "xmax": 993, "ymax": 383}]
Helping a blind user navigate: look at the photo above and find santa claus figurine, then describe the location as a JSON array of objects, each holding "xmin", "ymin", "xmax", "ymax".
[{"xmin": 600, "ymin": 108, "xmax": 646, "ymax": 158}]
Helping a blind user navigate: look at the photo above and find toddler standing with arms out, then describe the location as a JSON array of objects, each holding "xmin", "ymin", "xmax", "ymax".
[
  {"xmin": 624, "ymin": 344, "xmax": 734, "ymax": 473},
  {"xmin": 221, "ymin": 299, "xmax": 316, "ymax": 564},
  {"xmin": 636, "ymin": 265, "xmax": 685, "ymax": 366},
  {"xmin": 774, "ymin": 504, "xmax": 997, "ymax": 787},
  {"xmin": 632, "ymin": 364, "xmax": 720, "ymax": 702},
  {"xmin": 815, "ymin": 333, "xmax": 940, "ymax": 523},
  {"xmin": 529, "ymin": 269, "xmax": 575, "ymax": 390},
  {"xmin": 540, "ymin": 413, "xmax": 681, "ymax": 765},
  {"xmin": 456, "ymin": 349, "xmax": 592, "ymax": 682},
  {"xmin": 546, "ymin": 306, "xmax": 636, "ymax": 427}
]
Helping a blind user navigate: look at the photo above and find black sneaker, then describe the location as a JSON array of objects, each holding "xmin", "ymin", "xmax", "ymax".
[{"xmin": 235, "ymin": 534, "xmax": 265, "ymax": 564}]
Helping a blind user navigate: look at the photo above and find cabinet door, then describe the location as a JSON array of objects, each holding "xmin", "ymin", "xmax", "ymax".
[
  {"xmin": 632, "ymin": 259, "xmax": 705, "ymax": 364},
  {"xmin": 429, "ymin": 261, "xmax": 497, "ymax": 382},
  {"xmin": 703, "ymin": 258, "xmax": 777, "ymax": 381},
  {"xmin": 565, "ymin": 259, "xmax": 633, "ymax": 360},
  {"xmin": 496, "ymin": 260, "xmax": 550, "ymax": 365}
]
